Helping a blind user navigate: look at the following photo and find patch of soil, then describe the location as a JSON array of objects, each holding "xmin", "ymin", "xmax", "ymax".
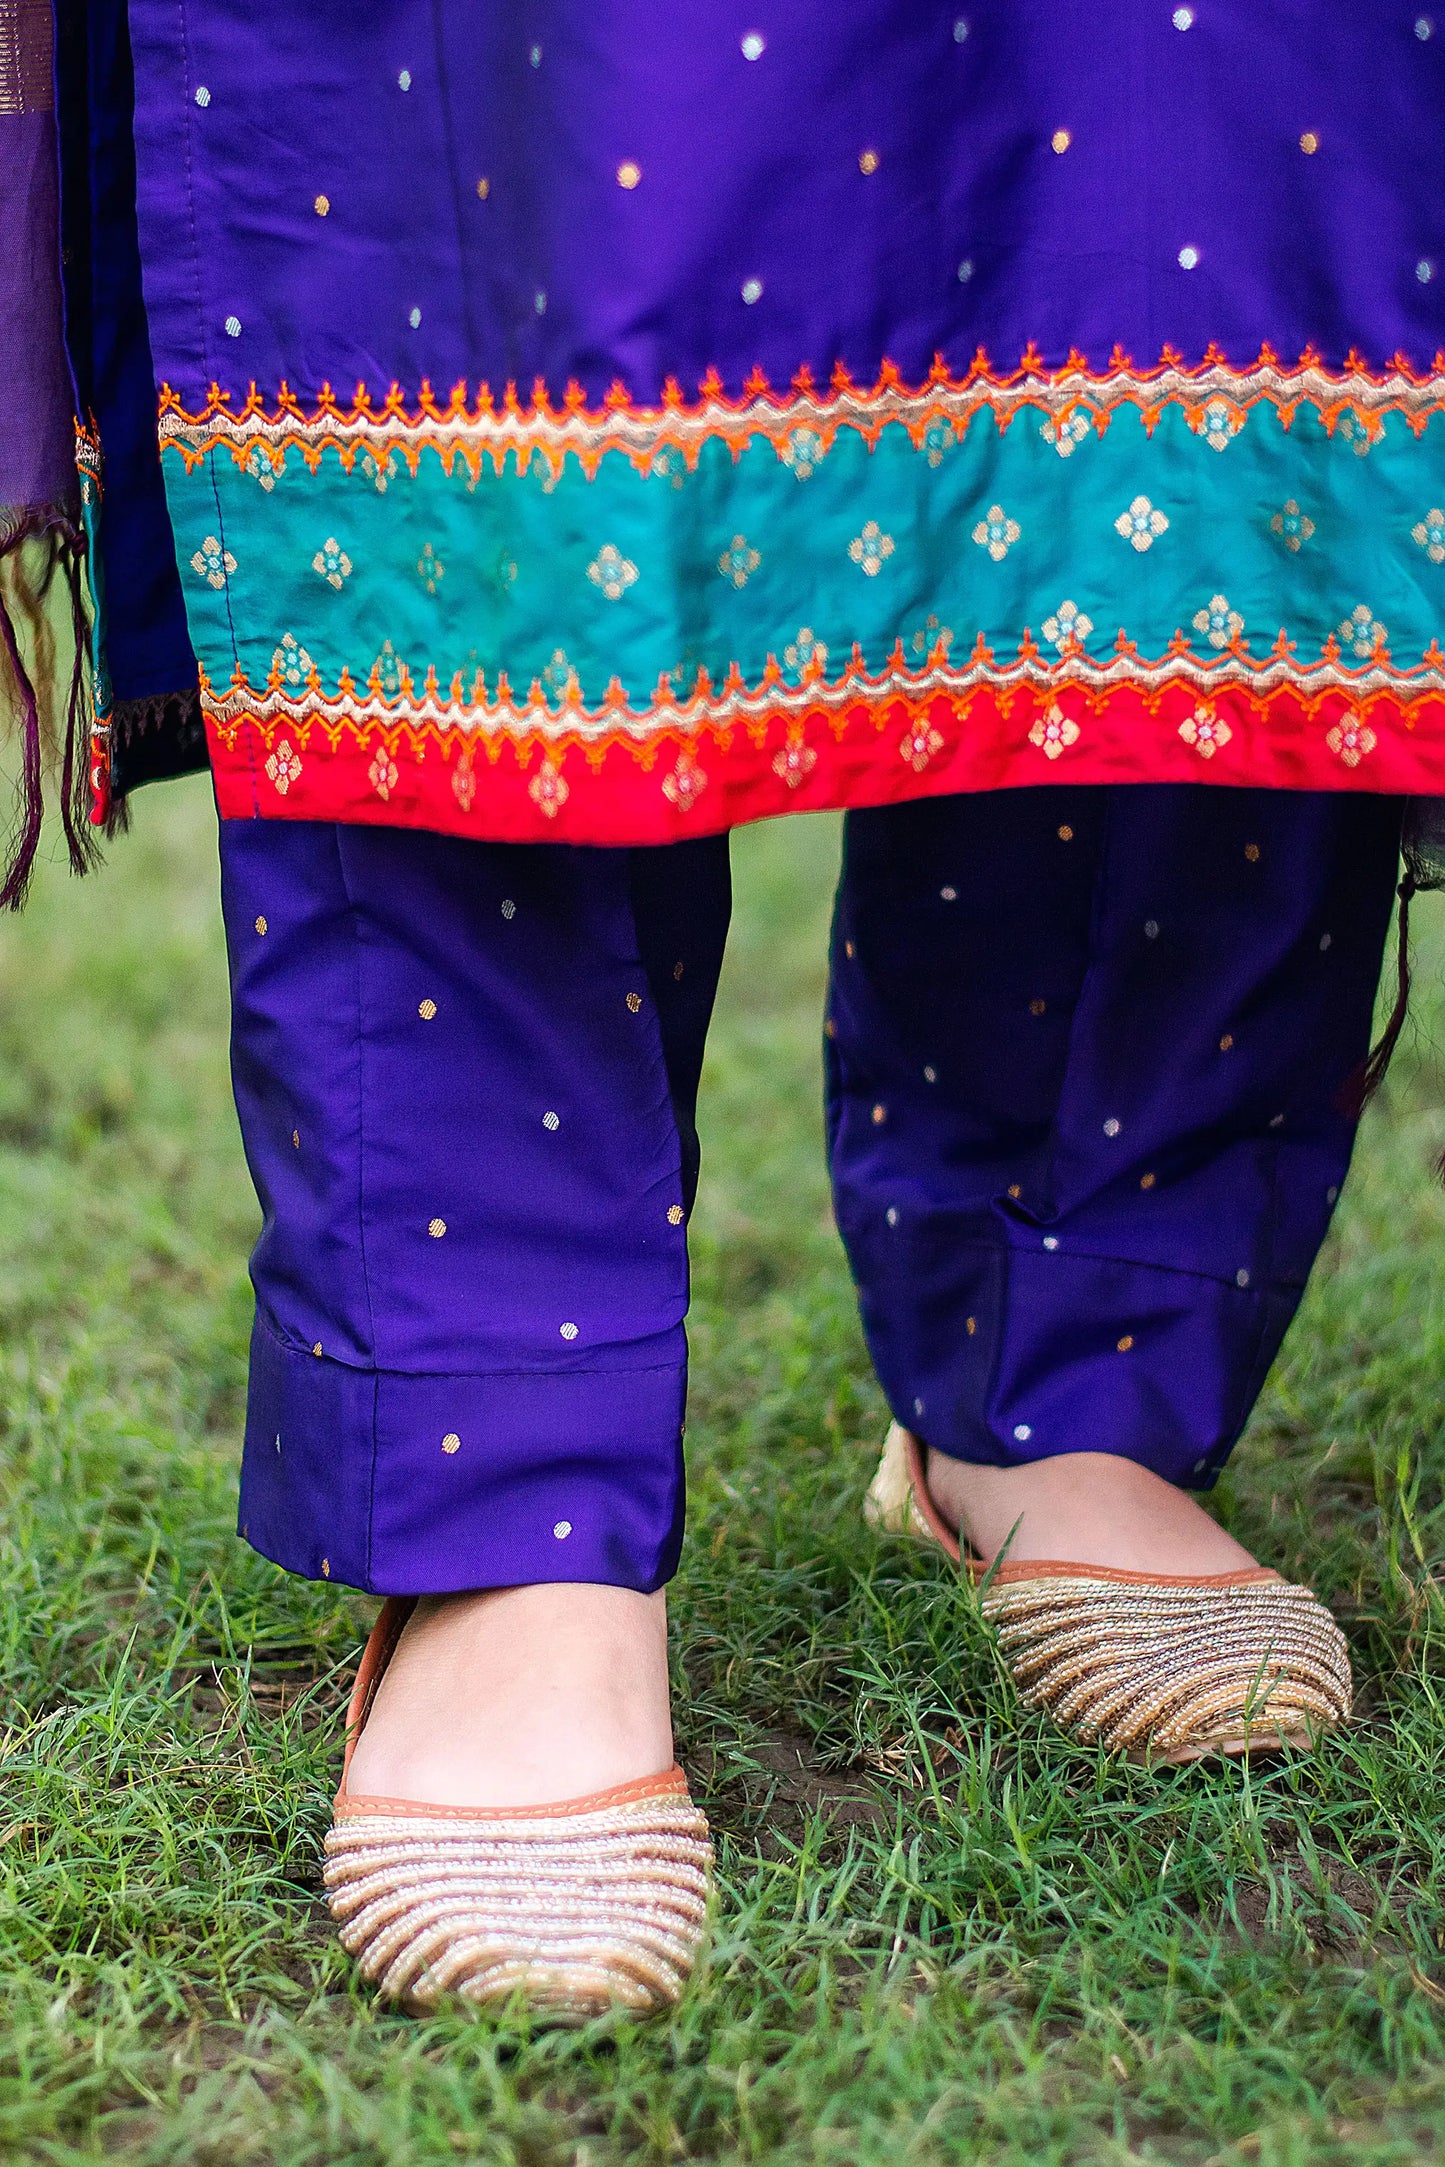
[
  {"xmin": 185, "ymin": 1638, "xmax": 347, "ymax": 1728},
  {"xmin": 688, "ymin": 1727, "xmax": 890, "ymax": 1853},
  {"xmin": 1221, "ymin": 1849, "xmax": 1418, "ymax": 1962}
]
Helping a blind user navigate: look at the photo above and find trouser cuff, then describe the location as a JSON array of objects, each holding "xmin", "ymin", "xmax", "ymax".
[
  {"xmin": 238, "ymin": 1317, "xmax": 687, "ymax": 1593},
  {"xmin": 861, "ymin": 1238, "xmax": 1298, "ymax": 1490}
]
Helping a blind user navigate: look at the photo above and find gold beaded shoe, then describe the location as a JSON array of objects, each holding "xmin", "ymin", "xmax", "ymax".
[
  {"xmin": 322, "ymin": 1600, "xmax": 713, "ymax": 2018},
  {"xmin": 866, "ymin": 1424, "xmax": 1352, "ymax": 1765}
]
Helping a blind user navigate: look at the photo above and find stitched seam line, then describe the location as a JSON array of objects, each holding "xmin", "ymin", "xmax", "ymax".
[
  {"xmin": 330, "ymin": 831, "xmax": 382, "ymax": 1585},
  {"xmin": 426, "ymin": 0, "xmax": 479, "ymax": 354},
  {"xmin": 251, "ymin": 1307, "xmax": 683, "ymax": 1382}
]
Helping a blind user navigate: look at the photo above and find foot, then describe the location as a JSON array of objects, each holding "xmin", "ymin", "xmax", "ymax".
[
  {"xmin": 923, "ymin": 1448, "xmax": 1264, "ymax": 1578},
  {"xmin": 345, "ymin": 1583, "xmax": 675, "ymax": 1809}
]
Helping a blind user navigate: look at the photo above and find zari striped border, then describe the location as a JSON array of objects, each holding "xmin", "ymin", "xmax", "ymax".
[
  {"xmin": 106, "ymin": 346, "xmax": 1445, "ymax": 836},
  {"xmin": 157, "ymin": 344, "xmax": 1445, "ymax": 482},
  {"xmin": 202, "ymin": 655, "xmax": 1445, "ymax": 844}
]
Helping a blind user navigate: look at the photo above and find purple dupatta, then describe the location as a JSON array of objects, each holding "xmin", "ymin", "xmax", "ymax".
[{"xmin": 0, "ymin": 0, "xmax": 90, "ymax": 906}]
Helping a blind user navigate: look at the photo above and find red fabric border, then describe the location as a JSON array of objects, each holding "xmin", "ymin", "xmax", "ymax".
[{"xmin": 205, "ymin": 678, "xmax": 1445, "ymax": 844}]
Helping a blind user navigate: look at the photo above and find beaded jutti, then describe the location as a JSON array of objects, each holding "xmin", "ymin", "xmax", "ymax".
[
  {"xmin": 867, "ymin": 1424, "xmax": 1353, "ymax": 1763},
  {"xmin": 325, "ymin": 1603, "xmax": 713, "ymax": 2017}
]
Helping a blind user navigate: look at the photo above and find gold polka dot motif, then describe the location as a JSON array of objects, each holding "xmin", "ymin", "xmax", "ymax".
[
  {"xmin": 1220, "ymin": 1034, "xmax": 1235, "ymax": 1052},
  {"xmin": 418, "ymin": 998, "xmax": 437, "ymax": 1019},
  {"xmin": 312, "ymin": 1341, "xmax": 323, "ymax": 1357},
  {"xmin": 617, "ymin": 160, "xmax": 642, "ymax": 189},
  {"xmin": 477, "ymin": 176, "xmax": 490, "ymax": 198},
  {"xmin": 1008, "ymin": 1184, "xmax": 1022, "ymax": 1200},
  {"xmin": 1300, "ymin": 131, "xmax": 1320, "ymax": 154},
  {"xmin": 255, "ymin": 915, "xmax": 268, "ymax": 935},
  {"xmin": 442, "ymin": 1433, "xmax": 461, "ymax": 1455},
  {"xmin": 667, "ymin": 1204, "xmax": 685, "ymax": 1225},
  {"xmin": 1051, "ymin": 128, "xmax": 1072, "ymax": 153},
  {"xmin": 966, "ymin": 1316, "xmax": 977, "ymax": 1336},
  {"xmin": 1141, "ymin": 1172, "xmax": 1157, "ymax": 1190},
  {"xmin": 314, "ymin": 193, "xmax": 330, "ymax": 216},
  {"xmin": 292, "ymin": 1129, "xmax": 300, "ymax": 1149},
  {"xmin": 321, "ymin": 1559, "xmax": 330, "ymax": 1578},
  {"xmin": 859, "ymin": 149, "xmax": 880, "ymax": 174},
  {"xmin": 428, "ymin": 1217, "xmax": 447, "ymax": 1238},
  {"xmin": 872, "ymin": 1103, "xmax": 887, "ymax": 1125},
  {"xmin": 1058, "ymin": 824, "xmax": 1074, "ymax": 841},
  {"xmin": 1117, "ymin": 1335, "xmax": 1135, "ymax": 1353},
  {"xmin": 1245, "ymin": 842, "xmax": 1261, "ymax": 862},
  {"xmin": 1029, "ymin": 998, "xmax": 1046, "ymax": 1016},
  {"xmin": 626, "ymin": 991, "xmax": 642, "ymax": 1013}
]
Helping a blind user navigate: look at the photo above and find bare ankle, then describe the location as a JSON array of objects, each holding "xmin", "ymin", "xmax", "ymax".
[
  {"xmin": 923, "ymin": 1447, "xmax": 1261, "ymax": 1577},
  {"xmin": 346, "ymin": 1582, "xmax": 676, "ymax": 1809}
]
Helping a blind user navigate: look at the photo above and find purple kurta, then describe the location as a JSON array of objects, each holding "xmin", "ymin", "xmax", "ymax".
[
  {"xmin": 89, "ymin": 2, "xmax": 1445, "ymax": 844},
  {"xmin": 130, "ymin": 5, "xmax": 1440, "ymax": 410},
  {"xmin": 14, "ymin": 0, "xmax": 1407, "ymax": 1594}
]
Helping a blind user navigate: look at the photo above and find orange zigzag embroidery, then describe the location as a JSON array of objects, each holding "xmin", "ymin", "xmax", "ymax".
[
  {"xmin": 199, "ymin": 626, "xmax": 1445, "ymax": 759},
  {"xmin": 156, "ymin": 343, "xmax": 1445, "ymax": 483}
]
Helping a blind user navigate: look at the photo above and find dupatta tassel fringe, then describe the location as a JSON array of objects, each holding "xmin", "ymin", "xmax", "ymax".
[{"xmin": 0, "ymin": 509, "xmax": 97, "ymax": 910}]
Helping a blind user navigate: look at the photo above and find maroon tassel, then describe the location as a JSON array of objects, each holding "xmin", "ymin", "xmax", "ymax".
[
  {"xmin": 1339, "ymin": 871, "xmax": 1415, "ymax": 1121},
  {"xmin": 0, "ymin": 567, "xmax": 44, "ymax": 911},
  {"xmin": 0, "ymin": 513, "xmax": 96, "ymax": 907},
  {"xmin": 101, "ymin": 780, "xmax": 131, "ymax": 843},
  {"xmin": 58, "ymin": 526, "xmax": 99, "ymax": 877}
]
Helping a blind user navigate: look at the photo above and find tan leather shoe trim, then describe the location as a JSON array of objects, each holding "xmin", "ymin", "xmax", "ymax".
[
  {"xmin": 335, "ymin": 1765, "xmax": 693, "ymax": 1822},
  {"xmin": 338, "ymin": 1595, "xmax": 415, "ymax": 1798},
  {"xmin": 897, "ymin": 1428, "xmax": 963, "ymax": 1561},
  {"xmin": 979, "ymin": 1557, "xmax": 1281, "ymax": 1589}
]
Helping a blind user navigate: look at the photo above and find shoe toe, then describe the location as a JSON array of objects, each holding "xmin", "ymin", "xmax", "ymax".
[
  {"xmin": 324, "ymin": 1794, "xmax": 713, "ymax": 2018},
  {"xmin": 983, "ymin": 1576, "xmax": 1351, "ymax": 1761}
]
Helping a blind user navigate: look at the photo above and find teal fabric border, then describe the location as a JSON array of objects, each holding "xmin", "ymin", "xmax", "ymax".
[{"xmin": 165, "ymin": 400, "xmax": 1445, "ymax": 709}]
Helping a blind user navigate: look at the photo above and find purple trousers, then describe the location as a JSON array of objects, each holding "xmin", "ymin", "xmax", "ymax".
[{"xmin": 220, "ymin": 786, "xmax": 1402, "ymax": 1596}]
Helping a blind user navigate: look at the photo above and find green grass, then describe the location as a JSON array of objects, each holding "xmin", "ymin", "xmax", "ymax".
[{"xmin": 1, "ymin": 776, "xmax": 1443, "ymax": 2166}]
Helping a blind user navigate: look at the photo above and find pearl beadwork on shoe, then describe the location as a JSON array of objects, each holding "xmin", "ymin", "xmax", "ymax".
[
  {"xmin": 979, "ymin": 1573, "xmax": 1351, "ymax": 1761},
  {"xmin": 324, "ymin": 1601, "xmax": 712, "ymax": 2019},
  {"xmin": 865, "ymin": 1422, "xmax": 1352, "ymax": 1764},
  {"xmin": 325, "ymin": 1781, "xmax": 712, "ymax": 2015}
]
